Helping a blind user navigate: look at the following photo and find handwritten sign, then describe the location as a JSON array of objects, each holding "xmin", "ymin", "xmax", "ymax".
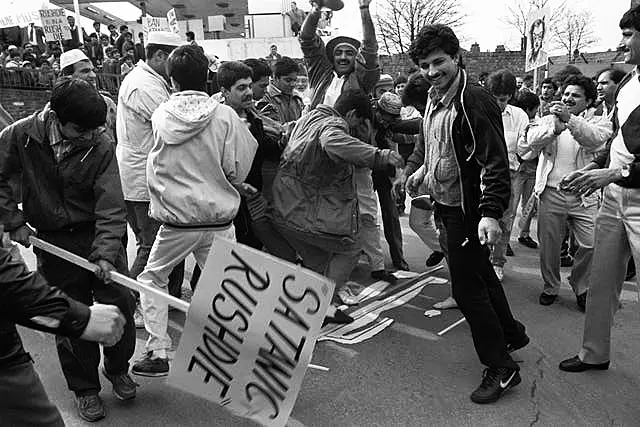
[
  {"xmin": 0, "ymin": 9, "xmax": 41, "ymax": 29},
  {"xmin": 142, "ymin": 15, "xmax": 170, "ymax": 40},
  {"xmin": 169, "ymin": 238, "xmax": 334, "ymax": 427},
  {"xmin": 39, "ymin": 9, "xmax": 71, "ymax": 42},
  {"xmin": 167, "ymin": 8, "xmax": 180, "ymax": 34}
]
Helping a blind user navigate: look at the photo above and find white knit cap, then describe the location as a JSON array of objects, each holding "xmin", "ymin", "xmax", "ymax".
[
  {"xmin": 59, "ymin": 49, "xmax": 90, "ymax": 70},
  {"xmin": 147, "ymin": 31, "xmax": 183, "ymax": 46}
]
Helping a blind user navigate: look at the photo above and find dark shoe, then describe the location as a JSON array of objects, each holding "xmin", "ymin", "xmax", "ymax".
[
  {"xmin": 470, "ymin": 367, "xmax": 521, "ymax": 404},
  {"xmin": 425, "ymin": 251, "xmax": 445, "ymax": 267},
  {"xmin": 518, "ymin": 235, "xmax": 538, "ymax": 249},
  {"xmin": 102, "ymin": 368, "xmax": 138, "ymax": 401},
  {"xmin": 559, "ymin": 356, "xmax": 609, "ymax": 372},
  {"xmin": 576, "ymin": 292, "xmax": 587, "ymax": 312},
  {"xmin": 76, "ymin": 394, "xmax": 105, "ymax": 422},
  {"xmin": 560, "ymin": 255, "xmax": 574, "ymax": 267},
  {"xmin": 626, "ymin": 259, "xmax": 636, "ymax": 281},
  {"xmin": 539, "ymin": 292, "xmax": 557, "ymax": 306},
  {"xmin": 507, "ymin": 335, "xmax": 530, "ymax": 353},
  {"xmin": 132, "ymin": 352, "xmax": 170, "ymax": 377},
  {"xmin": 506, "ymin": 244, "xmax": 514, "ymax": 256},
  {"xmin": 393, "ymin": 260, "xmax": 410, "ymax": 271},
  {"xmin": 370, "ymin": 269, "xmax": 398, "ymax": 284},
  {"xmin": 322, "ymin": 308, "xmax": 354, "ymax": 327}
]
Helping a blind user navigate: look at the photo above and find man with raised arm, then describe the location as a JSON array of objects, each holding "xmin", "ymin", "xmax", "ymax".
[{"xmin": 300, "ymin": 0, "xmax": 379, "ymax": 109}]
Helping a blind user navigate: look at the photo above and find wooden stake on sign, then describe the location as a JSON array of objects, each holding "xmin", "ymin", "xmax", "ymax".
[{"xmin": 29, "ymin": 236, "xmax": 190, "ymax": 313}]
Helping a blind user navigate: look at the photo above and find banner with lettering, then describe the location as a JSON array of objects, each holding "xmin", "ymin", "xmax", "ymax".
[
  {"xmin": 142, "ymin": 15, "xmax": 170, "ymax": 40},
  {"xmin": 169, "ymin": 238, "xmax": 334, "ymax": 427},
  {"xmin": 0, "ymin": 9, "xmax": 41, "ymax": 29},
  {"xmin": 39, "ymin": 9, "xmax": 71, "ymax": 42}
]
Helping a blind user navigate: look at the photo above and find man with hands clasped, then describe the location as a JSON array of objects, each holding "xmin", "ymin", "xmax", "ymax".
[
  {"xmin": 519, "ymin": 74, "xmax": 612, "ymax": 311},
  {"xmin": 405, "ymin": 24, "xmax": 528, "ymax": 405}
]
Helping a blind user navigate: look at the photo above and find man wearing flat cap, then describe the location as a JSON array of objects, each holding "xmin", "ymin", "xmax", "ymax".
[{"xmin": 300, "ymin": 0, "xmax": 379, "ymax": 109}]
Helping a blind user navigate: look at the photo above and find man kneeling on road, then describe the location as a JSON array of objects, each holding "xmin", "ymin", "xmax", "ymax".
[{"xmin": 0, "ymin": 78, "xmax": 136, "ymax": 422}]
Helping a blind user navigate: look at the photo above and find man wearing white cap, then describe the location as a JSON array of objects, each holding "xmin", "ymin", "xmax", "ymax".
[
  {"xmin": 300, "ymin": 0, "xmax": 379, "ymax": 109},
  {"xmin": 115, "ymin": 32, "xmax": 185, "ymax": 329},
  {"xmin": 59, "ymin": 49, "xmax": 117, "ymax": 142}
]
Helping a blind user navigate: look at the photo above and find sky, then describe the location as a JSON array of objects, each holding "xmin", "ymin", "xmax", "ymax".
[{"xmin": 7, "ymin": 0, "xmax": 631, "ymax": 55}]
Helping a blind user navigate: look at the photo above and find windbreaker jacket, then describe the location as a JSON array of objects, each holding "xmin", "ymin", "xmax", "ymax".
[
  {"xmin": 301, "ymin": 33, "xmax": 380, "ymax": 109},
  {"xmin": 0, "ymin": 247, "xmax": 90, "ymax": 370},
  {"xmin": 256, "ymin": 83, "xmax": 305, "ymax": 124},
  {"xmin": 116, "ymin": 60, "xmax": 171, "ymax": 201},
  {"xmin": 0, "ymin": 109, "xmax": 127, "ymax": 264},
  {"xmin": 520, "ymin": 107, "xmax": 612, "ymax": 195},
  {"xmin": 428, "ymin": 70, "xmax": 511, "ymax": 222},
  {"xmin": 272, "ymin": 105, "xmax": 394, "ymax": 250},
  {"xmin": 148, "ymin": 91, "xmax": 257, "ymax": 227}
]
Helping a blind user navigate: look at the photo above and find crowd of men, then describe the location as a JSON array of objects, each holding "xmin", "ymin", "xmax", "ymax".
[{"xmin": 1, "ymin": 0, "xmax": 640, "ymax": 424}]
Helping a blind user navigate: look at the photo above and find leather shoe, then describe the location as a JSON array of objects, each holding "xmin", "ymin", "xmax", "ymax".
[
  {"xmin": 539, "ymin": 292, "xmax": 557, "ymax": 306},
  {"xmin": 559, "ymin": 356, "xmax": 609, "ymax": 372},
  {"xmin": 576, "ymin": 292, "xmax": 587, "ymax": 312}
]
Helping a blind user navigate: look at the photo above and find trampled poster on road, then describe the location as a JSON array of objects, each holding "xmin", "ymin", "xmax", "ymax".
[{"xmin": 169, "ymin": 237, "xmax": 334, "ymax": 427}]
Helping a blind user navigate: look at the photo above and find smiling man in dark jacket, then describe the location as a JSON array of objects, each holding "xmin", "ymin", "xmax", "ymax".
[
  {"xmin": 0, "ymin": 246, "xmax": 126, "ymax": 426},
  {"xmin": 405, "ymin": 24, "xmax": 528, "ymax": 405},
  {"xmin": 0, "ymin": 78, "xmax": 136, "ymax": 422}
]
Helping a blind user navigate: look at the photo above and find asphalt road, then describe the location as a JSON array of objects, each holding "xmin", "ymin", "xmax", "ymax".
[{"xmin": 17, "ymin": 211, "xmax": 640, "ymax": 427}]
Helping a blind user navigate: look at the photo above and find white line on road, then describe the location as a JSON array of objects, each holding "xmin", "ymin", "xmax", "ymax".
[{"xmin": 390, "ymin": 322, "xmax": 440, "ymax": 342}]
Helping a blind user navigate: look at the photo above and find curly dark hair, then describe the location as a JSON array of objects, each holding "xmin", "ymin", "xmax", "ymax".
[
  {"xmin": 620, "ymin": 5, "xmax": 640, "ymax": 31},
  {"xmin": 561, "ymin": 74, "xmax": 597, "ymax": 107},
  {"xmin": 408, "ymin": 24, "xmax": 460, "ymax": 65},
  {"xmin": 486, "ymin": 69, "xmax": 517, "ymax": 97}
]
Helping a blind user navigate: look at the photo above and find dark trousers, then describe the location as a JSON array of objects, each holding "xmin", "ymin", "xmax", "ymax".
[
  {"xmin": 37, "ymin": 227, "xmax": 136, "ymax": 396},
  {"xmin": 0, "ymin": 361, "xmax": 65, "ymax": 427},
  {"xmin": 126, "ymin": 201, "xmax": 184, "ymax": 298},
  {"xmin": 434, "ymin": 204, "xmax": 522, "ymax": 370},
  {"xmin": 373, "ymin": 170, "xmax": 405, "ymax": 266}
]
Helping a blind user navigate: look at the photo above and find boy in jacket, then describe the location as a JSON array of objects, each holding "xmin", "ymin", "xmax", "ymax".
[
  {"xmin": 133, "ymin": 46, "xmax": 257, "ymax": 377},
  {"xmin": 0, "ymin": 77, "xmax": 136, "ymax": 422},
  {"xmin": 405, "ymin": 24, "xmax": 528, "ymax": 404},
  {"xmin": 0, "ymin": 247, "xmax": 126, "ymax": 426}
]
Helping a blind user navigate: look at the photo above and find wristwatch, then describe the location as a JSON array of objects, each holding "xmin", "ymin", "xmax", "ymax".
[{"xmin": 620, "ymin": 164, "xmax": 631, "ymax": 178}]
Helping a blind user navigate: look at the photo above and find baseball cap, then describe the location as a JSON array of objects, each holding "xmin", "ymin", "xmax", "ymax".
[
  {"xmin": 59, "ymin": 49, "xmax": 90, "ymax": 70},
  {"xmin": 147, "ymin": 31, "xmax": 183, "ymax": 46}
]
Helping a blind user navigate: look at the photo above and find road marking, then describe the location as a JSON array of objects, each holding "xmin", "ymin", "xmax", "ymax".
[
  {"xmin": 390, "ymin": 322, "xmax": 440, "ymax": 341},
  {"xmin": 321, "ymin": 341, "xmax": 359, "ymax": 358}
]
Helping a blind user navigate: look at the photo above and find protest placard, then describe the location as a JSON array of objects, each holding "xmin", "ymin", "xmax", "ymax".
[
  {"xmin": 0, "ymin": 9, "xmax": 41, "ymax": 29},
  {"xmin": 525, "ymin": 8, "xmax": 551, "ymax": 72},
  {"xmin": 142, "ymin": 15, "xmax": 170, "ymax": 40},
  {"xmin": 39, "ymin": 9, "xmax": 71, "ymax": 42},
  {"xmin": 167, "ymin": 8, "xmax": 180, "ymax": 34},
  {"xmin": 169, "ymin": 237, "xmax": 334, "ymax": 427}
]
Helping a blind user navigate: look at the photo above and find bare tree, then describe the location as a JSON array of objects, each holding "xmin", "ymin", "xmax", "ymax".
[
  {"xmin": 376, "ymin": 0, "xmax": 464, "ymax": 55},
  {"xmin": 502, "ymin": 0, "xmax": 566, "ymax": 41},
  {"xmin": 552, "ymin": 8, "xmax": 599, "ymax": 60}
]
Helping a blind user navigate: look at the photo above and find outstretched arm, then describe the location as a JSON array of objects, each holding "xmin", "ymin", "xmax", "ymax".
[
  {"xmin": 360, "ymin": 0, "xmax": 377, "ymax": 51},
  {"xmin": 300, "ymin": 2, "xmax": 322, "ymax": 40}
]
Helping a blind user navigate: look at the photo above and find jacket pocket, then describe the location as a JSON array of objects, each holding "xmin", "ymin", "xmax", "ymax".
[{"xmin": 313, "ymin": 193, "xmax": 358, "ymax": 237}]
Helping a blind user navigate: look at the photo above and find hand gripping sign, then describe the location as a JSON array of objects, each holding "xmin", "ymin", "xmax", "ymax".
[
  {"xmin": 169, "ymin": 238, "xmax": 334, "ymax": 427},
  {"xmin": 29, "ymin": 235, "xmax": 333, "ymax": 427}
]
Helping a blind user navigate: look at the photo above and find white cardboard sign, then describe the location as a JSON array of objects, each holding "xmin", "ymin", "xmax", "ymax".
[
  {"xmin": 39, "ymin": 9, "xmax": 71, "ymax": 42},
  {"xmin": 169, "ymin": 238, "xmax": 334, "ymax": 427}
]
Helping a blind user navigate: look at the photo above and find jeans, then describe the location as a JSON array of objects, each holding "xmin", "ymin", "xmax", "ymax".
[
  {"xmin": 126, "ymin": 201, "xmax": 185, "ymax": 298},
  {"xmin": 538, "ymin": 187, "xmax": 596, "ymax": 296},
  {"xmin": 373, "ymin": 171, "xmax": 406, "ymax": 267},
  {"xmin": 359, "ymin": 213, "xmax": 385, "ymax": 271},
  {"xmin": 139, "ymin": 225, "xmax": 236, "ymax": 352},
  {"xmin": 0, "ymin": 361, "xmax": 65, "ymax": 427},
  {"xmin": 580, "ymin": 184, "xmax": 640, "ymax": 364},
  {"xmin": 37, "ymin": 226, "xmax": 135, "ymax": 396},
  {"xmin": 434, "ymin": 203, "xmax": 522, "ymax": 370},
  {"xmin": 409, "ymin": 203, "xmax": 443, "ymax": 254}
]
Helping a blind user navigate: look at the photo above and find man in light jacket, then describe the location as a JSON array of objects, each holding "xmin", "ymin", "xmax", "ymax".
[
  {"xmin": 116, "ymin": 32, "xmax": 185, "ymax": 307},
  {"xmin": 132, "ymin": 45, "xmax": 257, "ymax": 378},
  {"xmin": 520, "ymin": 74, "xmax": 612, "ymax": 311}
]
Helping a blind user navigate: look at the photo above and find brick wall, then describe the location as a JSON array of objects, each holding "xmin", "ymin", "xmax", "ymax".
[
  {"xmin": 0, "ymin": 88, "xmax": 50, "ymax": 121},
  {"xmin": 379, "ymin": 48, "xmax": 527, "ymax": 83}
]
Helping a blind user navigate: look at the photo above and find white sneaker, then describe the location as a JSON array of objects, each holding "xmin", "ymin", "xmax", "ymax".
[
  {"xmin": 133, "ymin": 305, "xmax": 145, "ymax": 329},
  {"xmin": 493, "ymin": 266, "xmax": 504, "ymax": 282}
]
